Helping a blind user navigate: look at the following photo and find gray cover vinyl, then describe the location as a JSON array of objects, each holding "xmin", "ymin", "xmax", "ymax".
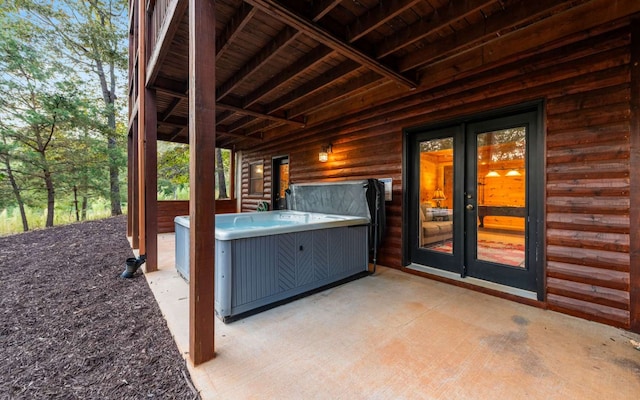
[{"xmin": 287, "ymin": 180, "xmax": 371, "ymax": 221}]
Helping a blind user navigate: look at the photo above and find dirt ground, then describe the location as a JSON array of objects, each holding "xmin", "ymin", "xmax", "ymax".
[{"xmin": 0, "ymin": 216, "xmax": 199, "ymax": 399}]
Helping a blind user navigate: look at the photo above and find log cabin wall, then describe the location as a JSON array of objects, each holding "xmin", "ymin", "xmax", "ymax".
[
  {"xmin": 157, "ymin": 200, "xmax": 237, "ymax": 233},
  {"xmin": 240, "ymin": 23, "xmax": 635, "ymax": 329}
]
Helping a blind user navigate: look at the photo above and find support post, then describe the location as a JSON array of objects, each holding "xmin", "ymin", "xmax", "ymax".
[
  {"xmin": 189, "ymin": 0, "xmax": 217, "ymax": 364},
  {"xmin": 144, "ymin": 88, "xmax": 158, "ymax": 272},
  {"xmin": 137, "ymin": 0, "xmax": 147, "ymax": 256},
  {"xmin": 127, "ymin": 132, "xmax": 133, "ymax": 237},
  {"xmin": 629, "ymin": 18, "xmax": 640, "ymax": 333},
  {"xmin": 131, "ymin": 122, "xmax": 140, "ymax": 249}
]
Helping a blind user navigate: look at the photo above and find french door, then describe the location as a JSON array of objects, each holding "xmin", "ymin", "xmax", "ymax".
[{"xmin": 407, "ymin": 109, "xmax": 542, "ymax": 294}]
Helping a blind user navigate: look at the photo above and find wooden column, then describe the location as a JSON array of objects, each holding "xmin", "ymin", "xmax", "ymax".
[
  {"xmin": 629, "ymin": 19, "xmax": 640, "ymax": 333},
  {"xmin": 137, "ymin": 0, "xmax": 147, "ymax": 256},
  {"xmin": 189, "ymin": 0, "xmax": 216, "ymax": 364},
  {"xmin": 144, "ymin": 88, "xmax": 158, "ymax": 272},
  {"xmin": 131, "ymin": 122, "xmax": 140, "ymax": 249},
  {"xmin": 127, "ymin": 131, "xmax": 133, "ymax": 237},
  {"xmin": 127, "ymin": 129, "xmax": 133, "ymax": 236}
]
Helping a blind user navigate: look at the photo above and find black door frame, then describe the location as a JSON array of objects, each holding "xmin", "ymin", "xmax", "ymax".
[
  {"xmin": 402, "ymin": 101, "xmax": 545, "ymax": 300},
  {"xmin": 271, "ymin": 155, "xmax": 289, "ymax": 210}
]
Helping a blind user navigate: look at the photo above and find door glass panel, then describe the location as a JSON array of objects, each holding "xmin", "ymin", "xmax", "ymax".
[
  {"xmin": 419, "ymin": 137, "xmax": 454, "ymax": 253},
  {"xmin": 279, "ymin": 163, "xmax": 289, "ymax": 199},
  {"xmin": 476, "ymin": 128, "xmax": 526, "ymax": 267}
]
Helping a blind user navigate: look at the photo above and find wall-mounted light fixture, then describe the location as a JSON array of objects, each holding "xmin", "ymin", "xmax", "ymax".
[{"xmin": 319, "ymin": 144, "xmax": 332, "ymax": 162}]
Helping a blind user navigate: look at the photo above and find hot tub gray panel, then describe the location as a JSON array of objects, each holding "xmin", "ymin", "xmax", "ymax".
[{"xmin": 217, "ymin": 225, "xmax": 368, "ymax": 319}]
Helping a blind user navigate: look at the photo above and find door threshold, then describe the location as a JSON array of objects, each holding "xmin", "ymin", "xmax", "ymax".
[{"xmin": 407, "ymin": 263, "xmax": 537, "ymax": 300}]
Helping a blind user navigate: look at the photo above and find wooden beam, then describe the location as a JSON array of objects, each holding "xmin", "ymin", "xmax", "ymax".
[
  {"xmin": 216, "ymin": 102, "xmax": 305, "ymax": 127},
  {"xmin": 225, "ymin": 115, "xmax": 255, "ymax": 133},
  {"xmin": 287, "ymin": 70, "xmax": 385, "ymax": 118},
  {"xmin": 160, "ymin": 97, "xmax": 183, "ymax": 121},
  {"xmin": 146, "ymin": 0, "xmax": 188, "ymax": 86},
  {"xmin": 189, "ymin": 0, "xmax": 216, "ymax": 365},
  {"xmin": 376, "ymin": 0, "xmax": 495, "ymax": 58},
  {"xmin": 217, "ymin": 110, "xmax": 235, "ymax": 124},
  {"xmin": 266, "ymin": 60, "xmax": 361, "ymax": 113},
  {"xmin": 216, "ymin": 3, "xmax": 256, "ymax": 62},
  {"xmin": 153, "ymin": 76, "xmax": 305, "ymax": 127},
  {"xmin": 137, "ymin": 0, "xmax": 147, "ymax": 256},
  {"xmin": 158, "ymin": 131, "xmax": 189, "ymax": 144},
  {"xmin": 143, "ymin": 88, "xmax": 158, "ymax": 273},
  {"xmin": 245, "ymin": 0, "xmax": 417, "ymax": 89},
  {"xmin": 312, "ymin": 0, "xmax": 341, "ymax": 22},
  {"xmin": 630, "ymin": 18, "xmax": 640, "ymax": 333},
  {"xmin": 217, "ymin": 26, "xmax": 300, "ymax": 99},
  {"xmin": 399, "ymin": 0, "xmax": 586, "ymax": 72},
  {"xmin": 127, "ymin": 132, "xmax": 133, "ymax": 237},
  {"xmin": 242, "ymin": 45, "xmax": 333, "ymax": 108},
  {"xmin": 130, "ymin": 122, "xmax": 139, "ymax": 248},
  {"xmin": 346, "ymin": 0, "xmax": 422, "ymax": 43},
  {"xmin": 158, "ymin": 115, "xmax": 189, "ymax": 128}
]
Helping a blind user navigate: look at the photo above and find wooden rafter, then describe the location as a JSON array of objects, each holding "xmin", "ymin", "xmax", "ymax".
[
  {"xmin": 217, "ymin": 102, "xmax": 306, "ymax": 127},
  {"xmin": 266, "ymin": 60, "xmax": 361, "ymax": 113},
  {"xmin": 346, "ymin": 0, "xmax": 423, "ymax": 43},
  {"xmin": 217, "ymin": 110, "xmax": 235, "ymax": 124},
  {"xmin": 245, "ymin": 0, "xmax": 417, "ymax": 89},
  {"xmin": 146, "ymin": 0, "xmax": 188, "ymax": 86},
  {"xmin": 153, "ymin": 77, "xmax": 305, "ymax": 127},
  {"xmin": 216, "ymin": 3, "xmax": 257, "ymax": 62},
  {"xmin": 399, "ymin": 0, "xmax": 583, "ymax": 72},
  {"xmin": 242, "ymin": 45, "xmax": 333, "ymax": 108},
  {"xmin": 217, "ymin": 26, "xmax": 300, "ymax": 100},
  {"xmin": 160, "ymin": 97, "xmax": 183, "ymax": 121},
  {"xmin": 312, "ymin": 0, "xmax": 342, "ymax": 22},
  {"xmin": 376, "ymin": 0, "xmax": 495, "ymax": 59},
  {"xmin": 287, "ymin": 70, "xmax": 385, "ymax": 118},
  {"xmin": 225, "ymin": 115, "xmax": 256, "ymax": 133}
]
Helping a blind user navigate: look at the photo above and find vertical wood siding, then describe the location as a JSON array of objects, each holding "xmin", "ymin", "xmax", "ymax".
[{"xmin": 240, "ymin": 25, "xmax": 633, "ymax": 328}]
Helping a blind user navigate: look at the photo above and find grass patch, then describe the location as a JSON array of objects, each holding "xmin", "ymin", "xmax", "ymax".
[{"xmin": 0, "ymin": 200, "xmax": 119, "ymax": 236}]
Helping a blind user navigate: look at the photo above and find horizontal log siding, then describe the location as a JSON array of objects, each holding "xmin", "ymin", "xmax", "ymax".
[
  {"xmin": 157, "ymin": 200, "xmax": 237, "ymax": 233},
  {"xmin": 240, "ymin": 25, "xmax": 633, "ymax": 327}
]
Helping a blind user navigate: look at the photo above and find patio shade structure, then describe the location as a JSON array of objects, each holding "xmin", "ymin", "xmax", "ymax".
[{"xmin": 129, "ymin": 0, "xmax": 640, "ymax": 365}]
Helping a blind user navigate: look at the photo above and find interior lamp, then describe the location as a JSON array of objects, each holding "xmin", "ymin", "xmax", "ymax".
[
  {"xmin": 485, "ymin": 170, "xmax": 500, "ymax": 177},
  {"xmin": 506, "ymin": 169, "xmax": 521, "ymax": 176},
  {"xmin": 432, "ymin": 188, "xmax": 446, "ymax": 208},
  {"xmin": 319, "ymin": 144, "xmax": 332, "ymax": 162}
]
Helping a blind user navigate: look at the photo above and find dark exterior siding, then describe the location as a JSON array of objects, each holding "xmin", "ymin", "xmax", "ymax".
[{"xmin": 240, "ymin": 24, "xmax": 634, "ymax": 329}]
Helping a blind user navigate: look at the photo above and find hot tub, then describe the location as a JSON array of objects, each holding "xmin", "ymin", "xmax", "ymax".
[{"xmin": 174, "ymin": 210, "xmax": 369, "ymax": 322}]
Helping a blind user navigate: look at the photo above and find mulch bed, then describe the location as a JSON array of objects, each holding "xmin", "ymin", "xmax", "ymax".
[{"xmin": 0, "ymin": 216, "xmax": 199, "ymax": 399}]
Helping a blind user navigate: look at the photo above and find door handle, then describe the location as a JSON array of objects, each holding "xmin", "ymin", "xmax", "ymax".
[{"xmin": 466, "ymin": 204, "xmax": 474, "ymax": 210}]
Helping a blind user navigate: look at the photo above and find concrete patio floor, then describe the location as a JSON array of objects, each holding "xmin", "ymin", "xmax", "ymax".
[{"xmin": 144, "ymin": 233, "xmax": 640, "ymax": 399}]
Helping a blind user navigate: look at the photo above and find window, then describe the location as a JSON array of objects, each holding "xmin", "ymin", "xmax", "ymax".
[{"xmin": 249, "ymin": 162, "xmax": 264, "ymax": 195}]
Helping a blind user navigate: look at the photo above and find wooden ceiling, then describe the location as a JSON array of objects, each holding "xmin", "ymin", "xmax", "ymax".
[{"xmin": 146, "ymin": 0, "xmax": 593, "ymax": 148}]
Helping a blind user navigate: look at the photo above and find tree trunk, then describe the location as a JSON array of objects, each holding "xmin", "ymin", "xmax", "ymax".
[
  {"xmin": 108, "ymin": 135, "xmax": 122, "ymax": 215},
  {"xmin": 216, "ymin": 148, "xmax": 228, "ymax": 199},
  {"xmin": 43, "ymin": 164, "xmax": 55, "ymax": 227},
  {"xmin": 82, "ymin": 196, "xmax": 88, "ymax": 220},
  {"xmin": 3, "ymin": 157, "xmax": 29, "ymax": 232},
  {"xmin": 95, "ymin": 55, "xmax": 122, "ymax": 216},
  {"xmin": 73, "ymin": 185, "xmax": 80, "ymax": 222}
]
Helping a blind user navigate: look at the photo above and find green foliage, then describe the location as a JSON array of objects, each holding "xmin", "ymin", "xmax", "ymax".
[{"xmin": 0, "ymin": 1, "xmax": 128, "ymax": 231}]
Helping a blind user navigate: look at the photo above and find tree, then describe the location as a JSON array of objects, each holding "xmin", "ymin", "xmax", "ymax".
[
  {"xmin": 216, "ymin": 148, "xmax": 228, "ymax": 199},
  {"xmin": 16, "ymin": 0, "xmax": 129, "ymax": 216},
  {"xmin": 0, "ymin": 130, "xmax": 29, "ymax": 231},
  {"xmin": 0, "ymin": 12, "xmax": 97, "ymax": 228}
]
